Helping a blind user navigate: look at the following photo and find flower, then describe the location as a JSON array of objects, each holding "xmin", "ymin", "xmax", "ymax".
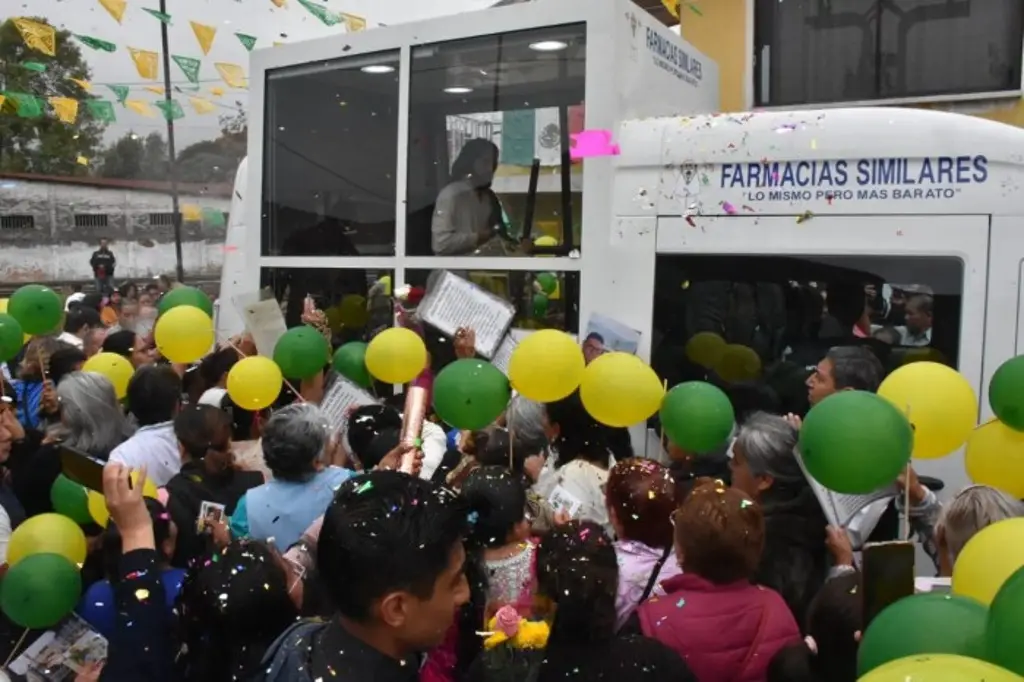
[
  {"xmin": 495, "ymin": 605, "xmax": 520, "ymax": 637},
  {"xmin": 482, "ymin": 606, "xmax": 551, "ymax": 650}
]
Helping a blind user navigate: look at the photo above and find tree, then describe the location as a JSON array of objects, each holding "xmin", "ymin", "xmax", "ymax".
[
  {"xmin": 0, "ymin": 17, "xmax": 107, "ymax": 175},
  {"xmin": 175, "ymin": 104, "xmax": 246, "ymax": 184},
  {"xmin": 97, "ymin": 131, "xmax": 169, "ymax": 180}
]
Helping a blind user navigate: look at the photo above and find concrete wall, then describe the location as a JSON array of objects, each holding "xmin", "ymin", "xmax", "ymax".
[{"xmin": 0, "ymin": 179, "xmax": 230, "ymax": 283}]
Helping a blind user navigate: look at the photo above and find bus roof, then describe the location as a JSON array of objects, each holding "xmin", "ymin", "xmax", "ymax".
[{"xmin": 616, "ymin": 107, "xmax": 1024, "ymax": 217}]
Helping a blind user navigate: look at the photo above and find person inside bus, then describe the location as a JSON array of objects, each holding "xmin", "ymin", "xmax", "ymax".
[
  {"xmin": 432, "ymin": 139, "xmax": 510, "ymax": 256},
  {"xmin": 894, "ymin": 293, "xmax": 933, "ymax": 347}
]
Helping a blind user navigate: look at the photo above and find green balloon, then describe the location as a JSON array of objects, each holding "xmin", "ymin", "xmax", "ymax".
[
  {"xmin": 987, "ymin": 564, "xmax": 1024, "ymax": 675},
  {"xmin": 433, "ymin": 359, "xmax": 510, "ymax": 430},
  {"xmin": 1, "ymin": 553, "xmax": 82, "ymax": 629},
  {"xmin": 157, "ymin": 285, "xmax": 214, "ymax": 317},
  {"xmin": 274, "ymin": 326, "xmax": 330, "ymax": 379},
  {"xmin": 535, "ymin": 272, "xmax": 557, "ymax": 296},
  {"xmin": 8, "ymin": 284, "xmax": 62, "ymax": 336},
  {"xmin": 50, "ymin": 474, "xmax": 92, "ymax": 525},
  {"xmin": 859, "ymin": 593, "xmax": 988, "ymax": 675},
  {"xmin": 798, "ymin": 391, "xmax": 912, "ymax": 494},
  {"xmin": 989, "ymin": 356, "xmax": 1024, "ymax": 431},
  {"xmin": 532, "ymin": 293, "xmax": 549, "ymax": 319},
  {"xmin": 333, "ymin": 341, "xmax": 372, "ymax": 388},
  {"xmin": 659, "ymin": 381, "xmax": 735, "ymax": 454},
  {"xmin": 0, "ymin": 313, "xmax": 24, "ymax": 362}
]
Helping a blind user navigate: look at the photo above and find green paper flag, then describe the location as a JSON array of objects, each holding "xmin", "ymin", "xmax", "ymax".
[
  {"xmin": 153, "ymin": 99, "xmax": 185, "ymax": 121},
  {"xmin": 173, "ymin": 84, "xmax": 200, "ymax": 93},
  {"xmin": 172, "ymin": 55, "xmax": 201, "ymax": 84},
  {"xmin": 106, "ymin": 84, "xmax": 129, "ymax": 103},
  {"xmin": 75, "ymin": 34, "xmax": 117, "ymax": 52},
  {"xmin": 142, "ymin": 8, "xmax": 173, "ymax": 23},
  {"xmin": 201, "ymin": 207, "xmax": 226, "ymax": 227},
  {"xmin": 5, "ymin": 92, "xmax": 43, "ymax": 118},
  {"xmin": 20, "ymin": 62, "xmax": 47, "ymax": 73},
  {"xmin": 297, "ymin": 0, "xmax": 341, "ymax": 26},
  {"xmin": 86, "ymin": 99, "xmax": 117, "ymax": 123},
  {"xmin": 235, "ymin": 32, "xmax": 257, "ymax": 51}
]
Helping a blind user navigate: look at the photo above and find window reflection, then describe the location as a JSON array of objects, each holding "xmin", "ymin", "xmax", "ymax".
[
  {"xmin": 406, "ymin": 25, "xmax": 586, "ymax": 257},
  {"xmin": 260, "ymin": 267, "xmax": 395, "ymax": 345},
  {"xmin": 406, "ymin": 269, "xmax": 579, "ymax": 372},
  {"xmin": 262, "ymin": 52, "xmax": 400, "ymax": 256}
]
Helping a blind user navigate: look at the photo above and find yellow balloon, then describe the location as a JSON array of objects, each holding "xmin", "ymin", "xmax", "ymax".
[
  {"xmin": 533, "ymin": 235, "xmax": 558, "ymax": 258},
  {"xmin": 685, "ymin": 332, "xmax": 726, "ymax": 368},
  {"xmin": 878, "ymin": 361, "xmax": 976, "ymax": 459},
  {"xmin": 365, "ymin": 327, "xmax": 427, "ymax": 384},
  {"xmin": 508, "ymin": 330, "xmax": 585, "ymax": 402},
  {"xmin": 7, "ymin": 512, "xmax": 87, "ymax": 566},
  {"xmin": 965, "ymin": 419, "xmax": 1024, "ymax": 498},
  {"xmin": 154, "ymin": 306, "xmax": 214, "ymax": 364},
  {"xmin": 83, "ymin": 352, "xmax": 135, "ymax": 400},
  {"xmin": 859, "ymin": 654, "xmax": 1023, "ymax": 682},
  {"xmin": 88, "ymin": 489, "xmax": 110, "ymax": 527},
  {"xmin": 952, "ymin": 517, "xmax": 1024, "ymax": 605},
  {"xmin": 378, "ymin": 275, "xmax": 393, "ymax": 296},
  {"xmin": 714, "ymin": 344, "xmax": 762, "ymax": 383},
  {"xmin": 0, "ymin": 298, "xmax": 31, "ymax": 343},
  {"xmin": 579, "ymin": 352, "xmax": 665, "ymax": 427},
  {"xmin": 227, "ymin": 356, "xmax": 283, "ymax": 411}
]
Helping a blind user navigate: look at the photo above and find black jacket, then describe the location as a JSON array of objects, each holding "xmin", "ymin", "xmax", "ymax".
[{"xmin": 90, "ymin": 248, "xmax": 116, "ymax": 278}]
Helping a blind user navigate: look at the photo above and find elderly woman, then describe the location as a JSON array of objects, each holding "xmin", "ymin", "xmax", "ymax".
[
  {"xmin": 728, "ymin": 411, "xmax": 828, "ymax": 630},
  {"xmin": 936, "ymin": 485, "xmax": 1024, "ymax": 576},
  {"xmin": 11, "ymin": 371, "xmax": 134, "ymax": 517},
  {"xmin": 229, "ymin": 404, "xmax": 353, "ymax": 549}
]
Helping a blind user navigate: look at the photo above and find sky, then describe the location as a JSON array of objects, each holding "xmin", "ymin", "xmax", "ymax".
[{"xmin": 19, "ymin": 0, "xmax": 497, "ymax": 147}]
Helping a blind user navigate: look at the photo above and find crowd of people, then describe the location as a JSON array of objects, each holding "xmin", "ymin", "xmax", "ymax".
[{"xmin": 0, "ymin": 283, "xmax": 1017, "ymax": 682}]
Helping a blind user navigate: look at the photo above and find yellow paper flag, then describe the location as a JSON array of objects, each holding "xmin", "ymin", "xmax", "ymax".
[
  {"xmin": 273, "ymin": 41, "xmax": 284, "ymax": 47},
  {"xmin": 215, "ymin": 62, "xmax": 247, "ymax": 89},
  {"xmin": 190, "ymin": 21, "xmax": 217, "ymax": 55},
  {"xmin": 48, "ymin": 97, "xmax": 79, "ymax": 124},
  {"xmin": 98, "ymin": 0, "xmax": 127, "ymax": 23},
  {"xmin": 270, "ymin": 0, "xmax": 286, "ymax": 6},
  {"xmin": 0, "ymin": 95, "xmax": 6, "ymax": 113},
  {"xmin": 209, "ymin": 86, "xmax": 224, "ymax": 97},
  {"xmin": 181, "ymin": 204, "xmax": 203, "ymax": 221},
  {"xmin": 13, "ymin": 18, "xmax": 57, "ymax": 57},
  {"xmin": 144, "ymin": 85, "xmax": 165, "ymax": 95},
  {"xmin": 77, "ymin": 156, "xmax": 90, "ymax": 166},
  {"xmin": 340, "ymin": 13, "xmax": 366, "ymax": 31},
  {"xmin": 189, "ymin": 96, "xmax": 215, "ymax": 114},
  {"xmin": 70, "ymin": 78, "xmax": 92, "ymax": 91},
  {"xmin": 129, "ymin": 47, "xmax": 160, "ymax": 80},
  {"xmin": 125, "ymin": 100, "xmax": 156, "ymax": 117},
  {"xmin": 660, "ymin": 0, "xmax": 680, "ymax": 19}
]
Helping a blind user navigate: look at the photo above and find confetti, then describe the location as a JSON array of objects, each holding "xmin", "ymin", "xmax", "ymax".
[
  {"xmin": 135, "ymin": 588, "xmax": 150, "ymax": 600},
  {"xmin": 721, "ymin": 201, "xmax": 738, "ymax": 215},
  {"xmin": 740, "ymin": 499, "xmax": 753, "ymax": 509},
  {"xmin": 356, "ymin": 480, "xmax": 374, "ymax": 494},
  {"xmin": 796, "ymin": 211, "xmax": 814, "ymax": 224}
]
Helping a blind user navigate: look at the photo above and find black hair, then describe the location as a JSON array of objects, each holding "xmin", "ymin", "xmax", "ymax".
[
  {"xmin": 475, "ymin": 427, "xmax": 532, "ymax": 476},
  {"xmin": 49, "ymin": 345, "xmax": 88, "ymax": 386},
  {"xmin": 360, "ymin": 427, "xmax": 400, "ymax": 470},
  {"xmin": 64, "ymin": 307, "xmax": 101, "ymax": 334},
  {"xmin": 451, "ymin": 138, "xmax": 499, "ymax": 181},
  {"xmin": 825, "ymin": 346, "xmax": 884, "ymax": 393},
  {"xmin": 537, "ymin": 521, "xmax": 618, "ymax": 651},
  {"xmin": 460, "ymin": 466, "xmax": 526, "ymax": 550},
  {"xmin": 197, "ymin": 347, "xmax": 239, "ymax": 391},
  {"xmin": 176, "ymin": 540, "xmax": 299, "ymax": 682},
  {"xmin": 102, "ymin": 329, "xmax": 137, "ymax": 359},
  {"xmin": 80, "ymin": 293, "xmax": 104, "ymax": 312},
  {"xmin": 127, "ymin": 365, "xmax": 182, "ymax": 426},
  {"xmin": 174, "ymin": 404, "xmax": 232, "ymax": 460},
  {"xmin": 347, "ymin": 404, "xmax": 403, "ymax": 465},
  {"xmin": 547, "ymin": 393, "xmax": 631, "ymax": 469},
  {"xmin": 103, "ymin": 497, "xmax": 174, "ymax": 583},
  {"xmin": 767, "ymin": 572, "xmax": 862, "ymax": 682},
  {"xmin": 317, "ymin": 470, "xmax": 468, "ymax": 623},
  {"xmin": 725, "ymin": 380, "xmax": 781, "ymax": 424},
  {"xmin": 584, "ymin": 332, "xmax": 604, "ymax": 344}
]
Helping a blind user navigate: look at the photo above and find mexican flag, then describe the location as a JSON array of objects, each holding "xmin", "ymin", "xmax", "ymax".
[{"xmin": 500, "ymin": 105, "xmax": 585, "ymax": 167}]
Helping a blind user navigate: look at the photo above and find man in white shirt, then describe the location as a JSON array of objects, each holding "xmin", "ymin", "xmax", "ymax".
[
  {"xmin": 58, "ymin": 307, "xmax": 102, "ymax": 350},
  {"xmin": 108, "ymin": 365, "xmax": 183, "ymax": 486},
  {"xmin": 895, "ymin": 294, "xmax": 933, "ymax": 347}
]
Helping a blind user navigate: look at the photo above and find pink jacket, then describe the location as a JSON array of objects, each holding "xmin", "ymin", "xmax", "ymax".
[
  {"xmin": 614, "ymin": 539, "xmax": 682, "ymax": 631},
  {"xmin": 637, "ymin": 573, "xmax": 800, "ymax": 682}
]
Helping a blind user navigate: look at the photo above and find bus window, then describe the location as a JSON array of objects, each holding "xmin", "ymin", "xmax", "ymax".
[
  {"xmin": 262, "ymin": 51, "xmax": 400, "ymax": 257},
  {"xmin": 650, "ymin": 254, "xmax": 963, "ymax": 417},
  {"xmin": 405, "ymin": 25, "xmax": 586, "ymax": 257},
  {"xmin": 407, "ymin": 269, "xmax": 579, "ymax": 372}
]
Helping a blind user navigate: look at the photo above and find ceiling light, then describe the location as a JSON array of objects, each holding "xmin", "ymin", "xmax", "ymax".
[
  {"xmin": 361, "ymin": 64, "xmax": 394, "ymax": 74},
  {"xmin": 444, "ymin": 86, "xmax": 473, "ymax": 94},
  {"xmin": 529, "ymin": 40, "xmax": 568, "ymax": 52}
]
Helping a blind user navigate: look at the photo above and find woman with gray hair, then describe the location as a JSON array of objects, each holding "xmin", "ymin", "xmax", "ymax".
[
  {"xmin": 729, "ymin": 411, "xmax": 828, "ymax": 630},
  {"xmin": 10, "ymin": 371, "xmax": 135, "ymax": 517},
  {"xmin": 229, "ymin": 403, "xmax": 355, "ymax": 549},
  {"xmin": 936, "ymin": 485, "xmax": 1024, "ymax": 576}
]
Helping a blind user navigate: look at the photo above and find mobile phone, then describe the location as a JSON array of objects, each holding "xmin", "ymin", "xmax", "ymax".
[
  {"xmin": 862, "ymin": 540, "xmax": 915, "ymax": 626},
  {"xmin": 59, "ymin": 445, "xmax": 106, "ymax": 493}
]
